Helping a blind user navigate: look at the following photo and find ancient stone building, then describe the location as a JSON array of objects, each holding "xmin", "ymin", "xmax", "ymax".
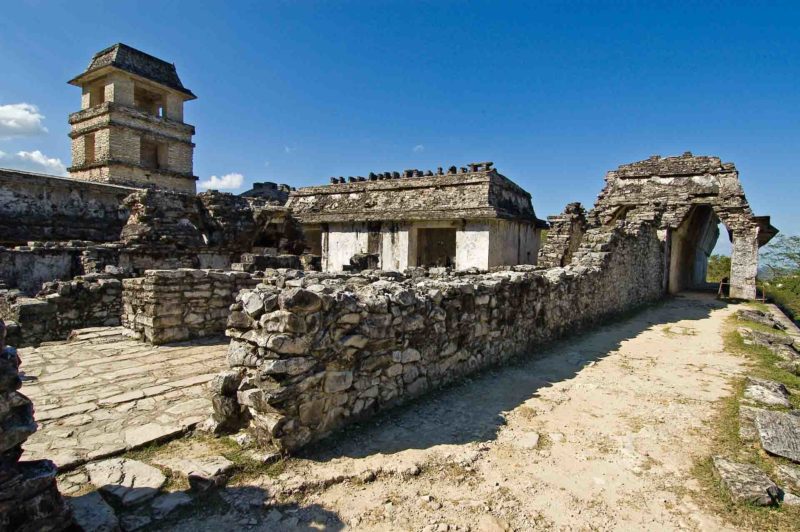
[
  {"xmin": 590, "ymin": 153, "xmax": 778, "ymax": 299},
  {"xmin": 67, "ymin": 43, "xmax": 197, "ymax": 193},
  {"xmin": 287, "ymin": 162, "xmax": 548, "ymax": 272}
]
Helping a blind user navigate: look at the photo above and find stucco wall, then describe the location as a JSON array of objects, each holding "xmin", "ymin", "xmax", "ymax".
[
  {"xmin": 487, "ymin": 220, "xmax": 540, "ymax": 267},
  {"xmin": 455, "ymin": 222, "xmax": 489, "ymax": 270},
  {"xmin": 380, "ymin": 222, "xmax": 410, "ymax": 271},
  {"xmin": 322, "ymin": 222, "xmax": 370, "ymax": 271}
]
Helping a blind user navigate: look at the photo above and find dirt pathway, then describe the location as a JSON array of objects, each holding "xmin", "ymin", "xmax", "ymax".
[{"xmin": 250, "ymin": 292, "xmax": 747, "ymax": 531}]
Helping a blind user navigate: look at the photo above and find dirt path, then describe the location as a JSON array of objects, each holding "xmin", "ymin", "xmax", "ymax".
[
  {"xmin": 141, "ymin": 292, "xmax": 748, "ymax": 531},
  {"xmin": 254, "ymin": 292, "xmax": 748, "ymax": 531}
]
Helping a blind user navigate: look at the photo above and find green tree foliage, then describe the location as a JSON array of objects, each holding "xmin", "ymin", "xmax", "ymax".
[
  {"xmin": 759, "ymin": 235, "xmax": 800, "ymax": 322},
  {"xmin": 706, "ymin": 254, "xmax": 731, "ymax": 283},
  {"xmin": 761, "ymin": 235, "xmax": 800, "ymax": 275}
]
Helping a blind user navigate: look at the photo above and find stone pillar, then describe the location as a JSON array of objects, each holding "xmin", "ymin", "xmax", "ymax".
[
  {"xmin": 729, "ymin": 227, "xmax": 759, "ymax": 299},
  {"xmin": 0, "ymin": 319, "xmax": 71, "ymax": 530}
]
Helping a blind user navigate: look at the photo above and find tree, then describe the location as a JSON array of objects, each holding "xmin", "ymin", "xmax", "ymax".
[
  {"xmin": 706, "ymin": 254, "xmax": 731, "ymax": 283},
  {"xmin": 761, "ymin": 235, "xmax": 800, "ymax": 275}
]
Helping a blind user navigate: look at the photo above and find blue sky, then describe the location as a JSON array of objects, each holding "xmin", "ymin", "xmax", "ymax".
[{"xmin": 1, "ymin": 1, "xmax": 797, "ymax": 252}]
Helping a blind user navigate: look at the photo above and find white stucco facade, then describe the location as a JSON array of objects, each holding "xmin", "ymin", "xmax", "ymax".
[{"xmin": 319, "ymin": 219, "xmax": 542, "ymax": 272}]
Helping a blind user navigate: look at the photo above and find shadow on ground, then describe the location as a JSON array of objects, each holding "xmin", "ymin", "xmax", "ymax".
[
  {"xmin": 68, "ymin": 484, "xmax": 345, "ymax": 531},
  {"xmin": 302, "ymin": 293, "xmax": 726, "ymax": 461}
]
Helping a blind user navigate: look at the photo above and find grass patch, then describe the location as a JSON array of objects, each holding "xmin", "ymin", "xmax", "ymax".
[
  {"xmin": 662, "ymin": 324, "xmax": 698, "ymax": 336},
  {"xmin": 687, "ymin": 314, "xmax": 800, "ymax": 530}
]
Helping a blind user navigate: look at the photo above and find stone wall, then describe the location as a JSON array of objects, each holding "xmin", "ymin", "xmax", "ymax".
[
  {"xmin": 212, "ymin": 221, "xmax": 665, "ymax": 451},
  {"xmin": 0, "ymin": 169, "xmax": 134, "ymax": 245},
  {"xmin": 0, "ymin": 320, "xmax": 72, "ymax": 530},
  {"xmin": 0, "ymin": 274, "xmax": 123, "ymax": 347},
  {"xmin": 122, "ymin": 269, "xmax": 260, "ymax": 345},
  {"xmin": 538, "ymin": 202, "xmax": 588, "ymax": 268},
  {"xmin": 0, "ymin": 242, "xmax": 122, "ymax": 296}
]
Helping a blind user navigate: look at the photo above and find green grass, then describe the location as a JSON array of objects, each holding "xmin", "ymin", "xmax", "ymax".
[{"xmin": 688, "ymin": 315, "xmax": 800, "ymax": 530}]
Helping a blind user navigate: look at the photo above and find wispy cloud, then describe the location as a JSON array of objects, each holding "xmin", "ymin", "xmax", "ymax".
[
  {"xmin": 0, "ymin": 149, "xmax": 66, "ymax": 175},
  {"xmin": 198, "ymin": 172, "xmax": 245, "ymax": 191},
  {"xmin": 284, "ymin": 146, "xmax": 294, "ymax": 154},
  {"xmin": 413, "ymin": 144, "xmax": 425, "ymax": 153},
  {"xmin": 0, "ymin": 103, "xmax": 48, "ymax": 139}
]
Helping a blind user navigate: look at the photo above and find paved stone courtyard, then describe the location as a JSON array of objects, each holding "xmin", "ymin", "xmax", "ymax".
[{"xmin": 19, "ymin": 327, "xmax": 227, "ymax": 470}]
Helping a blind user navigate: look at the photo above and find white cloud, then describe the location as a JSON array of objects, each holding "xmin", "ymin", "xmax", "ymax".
[
  {"xmin": 284, "ymin": 146, "xmax": 294, "ymax": 154},
  {"xmin": 413, "ymin": 144, "xmax": 425, "ymax": 152},
  {"xmin": 0, "ymin": 149, "xmax": 66, "ymax": 176},
  {"xmin": 198, "ymin": 172, "xmax": 244, "ymax": 191},
  {"xmin": 0, "ymin": 103, "xmax": 48, "ymax": 139}
]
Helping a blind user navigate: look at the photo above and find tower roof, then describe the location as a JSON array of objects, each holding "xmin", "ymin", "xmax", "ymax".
[{"xmin": 69, "ymin": 43, "xmax": 195, "ymax": 99}]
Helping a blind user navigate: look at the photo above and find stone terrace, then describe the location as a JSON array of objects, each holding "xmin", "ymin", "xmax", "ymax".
[{"xmin": 18, "ymin": 327, "xmax": 227, "ymax": 470}]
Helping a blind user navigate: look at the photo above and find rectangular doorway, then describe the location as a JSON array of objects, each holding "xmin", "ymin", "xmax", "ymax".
[{"xmin": 417, "ymin": 228, "xmax": 456, "ymax": 268}]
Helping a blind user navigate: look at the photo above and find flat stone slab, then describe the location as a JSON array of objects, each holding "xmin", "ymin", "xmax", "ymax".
[
  {"xmin": 19, "ymin": 331, "xmax": 228, "ymax": 468},
  {"xmin": 68, "ymin": 491, "xmax": 120, "ymax": 532},
  {"xmin": 86, "ymin": 458, "xmax": 166, "ymax": 507},
  {"xmin": 738, "ymin": 405, "xmax": 763, "ymax": 442},
  {"xmin": 777, "ymin": 464, "xmax": 800, "ymax": 493},
  {"xmin": 150, "ymin": 491, "xmax": 194, "ymax": 518},
  {"xmin": 154, "ymin": 455, "xmax": 234, "ymax": 491},
  {"xmin": 743, "ymin": 377, "xmax": 791, "ymax": 408},
  {"xmin": 712, "ymin": 456, "xmax": 782, "ymax": 506},
  {"xmin": 755, "ymin": 410, "xmax": 800, "ymax": 463}
]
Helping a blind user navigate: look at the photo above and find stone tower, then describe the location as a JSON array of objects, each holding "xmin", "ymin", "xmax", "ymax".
[{"xmin": 67, "ymin": 43, "xmax": 197, "ymax": 193}]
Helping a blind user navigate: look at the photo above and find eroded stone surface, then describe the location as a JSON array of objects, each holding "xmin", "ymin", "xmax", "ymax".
[
  {"xmin": 85, "ymin": 458, "xmax": 166, "ymax": 506},
  {"xmin": 755, "ymin": 410, "xmax": 800, "ymax": 463},
  {"xmin": 777, "ymin": 464, "xmax": 800, "ymax": 493},
  {"xmin": 711, "ymin": 456, "xmax": 782, "ymax": 506},
  {"xmin": 743, "ymin": 377, "xmax": 791, "ymax": 407}
]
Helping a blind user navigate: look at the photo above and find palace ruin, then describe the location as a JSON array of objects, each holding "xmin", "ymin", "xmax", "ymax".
[{"xmin": 0, "ymin": 42, "xmax": 783, "ymax": 528}]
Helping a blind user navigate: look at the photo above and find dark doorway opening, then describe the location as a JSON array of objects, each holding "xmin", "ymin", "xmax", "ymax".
[
  {"xmin": 668, "ymin": 205, "xmax": 721, "ymax": 293},
  {"xmin": 417, "ymin": 228, "xmax": 456, "ymax": 268}
]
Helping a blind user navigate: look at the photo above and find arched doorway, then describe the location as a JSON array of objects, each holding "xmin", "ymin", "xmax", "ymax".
[{"xmin": 667, "ymin": 205, "xmax": 723, "ymax": 293}]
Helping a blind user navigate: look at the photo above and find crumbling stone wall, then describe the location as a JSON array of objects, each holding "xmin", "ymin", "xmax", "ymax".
[
  {"xmin": 122, "ymin": 269, "xmax": 260, "ymax": 345},
  {"xmin": 0, "ymin": 242, "xmax": 122, "ymax": 296},
  {"xmin": 212, "ymin": 221, "xmax": 664, "ymax": 451},
  {"xmin": 537, "ymin": 202, "xmax": 587, "ymax": 268},
  {"xmin": 0, "ymin": 274, "xmax": 123, "ymax": 347},
  {"xmin": 0, "ymin": 169, "xmax": 133, "ymax": 246},
  {"xmin": 118, "ymin": 189, "xmax": 307, "ymax": 273},
  {"xmin": 0, "ymin": 320, "xmax": 72, "ymax": 530}
]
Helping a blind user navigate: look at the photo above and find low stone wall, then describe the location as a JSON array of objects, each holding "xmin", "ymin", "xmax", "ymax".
[
  {"xmin": 0, "ymin": 274, "xmax": 123, "ymax": 347},
  {"xmin": 212, "ymin": 221, "xmax": 665, "ymax": 451},
  {"xmin": 0, "ymin": 242, "xmax": 122, "ymax": 296},
  {"xmin": 122, "ymin": 269, "xmax": 260, "ymax": 345}
]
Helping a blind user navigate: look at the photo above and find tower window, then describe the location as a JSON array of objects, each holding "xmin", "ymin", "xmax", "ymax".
[
  {"xmin": 84, "ymin": 134, "xmax": 96, "ymax": 164},
  {"xmin": 140, "ymin": 138, "xmax": 168, "ymax": 170},
  {"xmin": 89, "ymin": 84, "xmax": 105, "ymax": 106},
  {"xmin": 134, "ymin": 85, "xmax": 165, "ymax": 117}
]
